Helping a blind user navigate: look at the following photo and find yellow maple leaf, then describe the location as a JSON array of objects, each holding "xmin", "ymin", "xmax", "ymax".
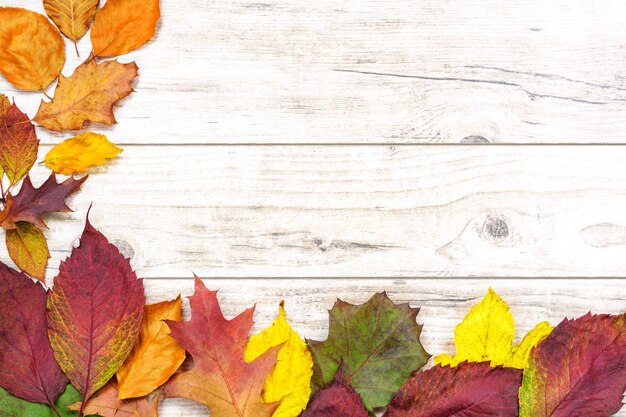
[
  {"xmin": 435, "ymin": 288, "xmax": 553, "ymax": 369},
  {"xmin": 245, "ymin": 302, "xmax": 313, "ymax": 417},
  {"xmin": 43, "ymin": 132, "xmax": 122, "ymax": 175}
]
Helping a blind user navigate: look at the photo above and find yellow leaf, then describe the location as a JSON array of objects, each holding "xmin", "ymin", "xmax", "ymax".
[
  {"xmin": 116, "ymin": 296, "xmax": 186, "ymax": 400},
  {"xmin": 434, "ymin": 288, "xmax": 552, "ymax": 369},
  {"xmin": 245, "ymin": 302, "xmax": 313, "ymax": 417},
  {"xmin": 43, "ymin": 0, "xmax": 99, "ymax": 43},
  {"xmin": 0, "ymin": 7, "xmax": 65, "ymax": 91},
  {"xmin": 5, "ymin": 222, "xmax": 49, "ymax": 281},
  {"xmin": 44, "ymin": 132, "xmax": 122, "ymax": 175}
]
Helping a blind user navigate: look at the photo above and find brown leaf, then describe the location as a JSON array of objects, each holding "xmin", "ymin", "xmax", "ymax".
[
  {"xmin": 34, "ymin": 58, "xmax": 138, "ymax": 132},
  {"xmin": 0, "ymin": 174, "xmax": 87, "ymax": 229},
  {"xmin": 91, "ymin": 0, "xmax": 160, "ymax": 57},
  {"xmin": 0, "ymin": 95, "xmax": 39, "ymax": 185},
  {"xmin": 69, "ymin": 382, "xmax": 160, "ymax": 417},
  {"xmin": 0, "ymin": 7, "xmax": 65, "ymax": 90},
  {"xmin": 43, "ymin": 0, "xmax": 99, "ymax": 43}
]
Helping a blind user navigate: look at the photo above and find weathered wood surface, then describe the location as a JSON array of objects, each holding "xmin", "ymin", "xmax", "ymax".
[{"xmin": 3, "ymin": 0, "xmax": 626, "ymax": 144}]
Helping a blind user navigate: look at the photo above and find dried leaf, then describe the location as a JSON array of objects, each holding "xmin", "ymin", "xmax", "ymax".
[
  {"xmin": 44, "ymin": 132, "xmax": 122, "ymax": 174},
  {"xmin": 519, "ymin": 313, "xmax": 626, "ymax": 417},
  {"xmin": 244, "ymin": 302, "xmax": 313, "ymax": 417},
  {"xmin": 6, "ymin": 222, "xmax": 50, "ymax": 280},
  {"xmin": 0, "ymin": 173, "xmax": 87, "ymax": 230},
  {"xmin": 308, "ymin": 292, "xmax": 430, "ymax": 412},
  {"xmin": 117, "ymin": 297, "xmax": 186, "ymax": 400},
  {"xmin": 0, "ymin": 95, "xmax": 39, "ymax": 185},
  {"xmin": 0, "ymin": 262, "xmax": 67, "ymax": 405},
  {"xmin": 69, "ymin": 382, "xmax": 160, "ymax": 417},
  {"xmin": 0, "ymin": 385, "xmax": 82, "ymax": 417},
  {"xmin": 164, "ymin": 277, "xmax": 280, "ymax": 417},
  {"xmin": 34, "ymin": 58, "xmax": 138, "ymax": 132},
  {"xmin": 47, "ymin": 215, "xmax": 145, "ymax": 413},
  {"xmin": 90, "ymin": 0, "xmax": 160, "ymax": 57},
  {"xmin": 300, "ymin": 368, "xmax": 369, "ymax": 417},
  {"xmin": 43, "ymin": 0, "xmax": 99, "ymax": 43},
  {"xmin": 383, "ymin": 362, "xmax": 522, "ymax": 417},
  {"xmin": 0, "ymin": 7, "xmax": 65, "ymax": 90},
  {"xmin": 435, "ymin": 288, "xmax": 553, "ymax": 369}
]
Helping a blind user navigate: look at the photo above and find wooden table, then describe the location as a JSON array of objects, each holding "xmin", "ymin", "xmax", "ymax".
[{"xmin": 3, "ymin": 0, "xmax": 626, "ymax": 415}]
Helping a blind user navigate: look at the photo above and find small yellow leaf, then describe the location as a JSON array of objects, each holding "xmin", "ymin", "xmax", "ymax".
[
  {"xmin": 5, "ymin": 222, "xmax": 49, "ymax": 281},
  {"xmin": 116, "ymin": 296, "xmax": 186, "ymax": 400},
  {"xmin": 44, "ymin": 132, "xmax": 122, "ymax": 174},
  {"xmin": 245, "ymin": 303, "xmax": 313, "ymax": 417},
  {"xmin": 434, "ymin": 288, "xmax": 553, "ymax": 369},
  {"xmin": 43, "ymin": 0, "xmax": 99, "ymax": 42}
]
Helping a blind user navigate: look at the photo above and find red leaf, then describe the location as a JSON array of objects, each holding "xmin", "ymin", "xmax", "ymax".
[
  {"xmin": 0, "ymin": 94, "xmax": 39, "ymax": 185},
  {"xmin": 300, "ymin": 368, "xmax": 369, "ymax": 417},
  {"xmin": 519, "ymin": 313, "xmax": 626, "ymax": 417},
  {"xmin": 0, "ymin": 173, "xmax": 86, "ymax": 229},
  {"xmin": 164, "ymin": 277, "xmax": 280, "ymax": 417},
  {"xmin": 0, "ymin": 262, "xmax": 67, "ymax": 405},
  {"xmin": 383, "ymin": 362, "xmax": 522, "ymax": 417},
  {"xmin": 47, "ymin": 215, "xmax": 145, "ymax": 413}
]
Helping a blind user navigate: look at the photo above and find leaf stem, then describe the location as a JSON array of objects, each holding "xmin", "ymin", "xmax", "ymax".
[
  {"xmin": 40, "ymin": 88, "xmax": 53, "ymax": 101},
  {"xmin": 49, "ymin": 402, "xmax": 63, "ymax": 417},
  {"xmin": 74, "ymin": 40, "xmax": 80, "ymax": 58}
]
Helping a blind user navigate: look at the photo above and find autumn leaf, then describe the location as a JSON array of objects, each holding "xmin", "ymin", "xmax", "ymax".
[
  {"xmin": 90, "ymin": 0, "xmax": 160, "ymax": 57},
  {"xmin": 47, "ymin": 215, "xmax": 145, "ymax": 415},
  {"xmin": 0, "ymin": 173, "xmax": 87, "ymax": 229},
  {"xmin": 34, "ymin": 58, "xmax": 138, "ymax": 132},
  {"xmin": 0, "ymin": 262, "xmax": 67, "ymax": 406},
  {"xmin": 435, "ymin": 288, "xmax": 553, "ymax": 369},
  {"xmin": 164, "ymin": 277, "xmax": 280, "ymax": 417},
  {"xmin": 0, "ymin": 7, "xmax": 65, "ymax": 91},
  {"xmin": 308, "ymin": 292, "xmax": 430, "ymax": 412},
  {"xmin": 0, "ymin": 95, "xmax": 39, "ymax": 185},
  {"xmin": 244, "ymin": 302, "xmax": 313, "ymax": 417},
  {"xmin": 519, "ymin": 313, "xmax": 626, "ymax": 417},
  {"xmin": 43, "ymin": 0, "xmax": 99, "ymax": 44},
  {"xmin": 69, "ymin": 382, "xmax": 160, "ymax": 417},
  {"xmin": 116, "ymin": 297, "xmax": 186, "ymax": 400},
  {"xmin": 383, "ymin": 362, "xmax": 522, "ymax": 417},
  {"xmin": 0, "ymin": 385, "xmax": 84, "ymax": 417},
  {"xmin": 300, "ymin": 367, "xmax": 369, "ymax": 417},
  {"xmin": 6, "ymin": 222, "xmax": 50, "ymax": 281},
  {"xmin": 44, "ymin": 132, "xmax": 123, "ymax": 175}
]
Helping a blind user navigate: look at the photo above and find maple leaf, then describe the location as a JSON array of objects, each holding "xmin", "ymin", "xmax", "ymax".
[
  {"xmin": 244, "ymin": 302, "xmax": 313, "ymax": 417},
  {"xmin": 519, "ymin": 313, "xmax": 626, "ymax": 417},
  {"xmin": 43, "ymin": 0, "xmax": 99, "ymax": 44},
  {"xmin": 90, "ymin": 0, "xmax": 160, "ymax": 57},
  {"xmin": 435, "ymin": 288, "xmax": 553, "ymax": 369},
  {"xmin": 383, "ymin": 362, "xmax": 522, "ymax": 417},
  {"xmin": 47, "ymin": 215, "xmax": 145, "ymax": 415},
  {"xmin": 34, "ymin": 58, "xmax": 138, "ymax": 132},
  {"xmin": 0, "ymin": 173, "xmax": 87, "ymax": 230},
  {"xmin": 6, "ymin": 222, "xmax": 50, "ymax": 281},
  {"xmin": 116, "ymin": 296, "xmax": 186, "ymax": 400},
  {"xmin": 308, "ymin": 292, "xmax": 430, "ymax": 412},
  {"xmin": 0, "ymin": 7, "xmax": 65, "ymax": 91},
  {"xmin": 301, "ymin": 366, "xmax": 368, "ymax": 417},
  {"xmin": 164, "ymin": 277, "xmax": 280, "ymax": 417},
  {"xmin": 0, "ymin": 95, "xmax": 39, "ymax": 185},
  {"xmin": 44, "ymin": 132, "xmax": 123, "ymax": 175},
  {"xmin": 0, "ymin": 262, "xmax": 67, "ymax": 406},
  {"xmin": 0, "ymin": 385, "xmax": 84, "ymax": 417},
  {"xmin": 69, "ymin": 382, "xmax": 160, "ymax": 417}
]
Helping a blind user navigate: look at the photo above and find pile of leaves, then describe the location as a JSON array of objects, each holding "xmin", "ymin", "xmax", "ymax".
[
  {"xmin": 0, "ymin": 215, "xmax": 624, "ymax": 417},
  {"xmin": 0, "ymin": 0, "xmax": 160, "ymax": 281}
]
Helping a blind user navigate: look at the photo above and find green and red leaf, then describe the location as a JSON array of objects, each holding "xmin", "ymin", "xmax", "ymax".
[{"xmin": 0, "ymin": 94, "xmax": 39, "ymax": 185}]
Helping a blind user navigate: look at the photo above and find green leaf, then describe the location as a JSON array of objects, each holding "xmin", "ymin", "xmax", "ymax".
[
  {"xmin": 0, "ymin": 384, "xmax": 95, "ymax": 417},
  {"xmin": 307, "ymin": 292, "xmax": 430, "ymax": 412}
]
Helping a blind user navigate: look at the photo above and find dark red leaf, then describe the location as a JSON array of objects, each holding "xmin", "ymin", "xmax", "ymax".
[{"xmin": 301, "ymin": 368, "xmax": 369, "ymax": 417}]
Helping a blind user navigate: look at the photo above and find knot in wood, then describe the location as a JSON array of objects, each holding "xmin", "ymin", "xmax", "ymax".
[
  {"xmin": 482, "ymin": 216, "xmax": 509, "ymax": 243},
  {"xmin": 461, "ymin": 135, "xmax": 490, "ymax": 143}
]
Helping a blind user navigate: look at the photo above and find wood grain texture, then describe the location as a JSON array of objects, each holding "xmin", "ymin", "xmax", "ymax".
[
  {"xmin": 8, "ymin": 145, "xmax": 626, "ymax": 280},
  {"xmin": 3, "ymin": 0, "xmax": 626, "ymax": 143}
]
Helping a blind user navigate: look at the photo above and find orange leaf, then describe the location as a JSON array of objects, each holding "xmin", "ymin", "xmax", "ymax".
[
  {"xmin": 0, "ymin": 7, "xmax": 65, "ymax": 91},
  {"xmin": 43, "ymin": 0, "xmax": 99, "ymax": 43},
  {"xmin": 6, "ymin": 222, "xmax": 50, "ymax": 281},
  {"xmin": 164, "ymin": 277, "xmax": 280, "ymax": 417},
  {"xmin": 69, "ymin": 381, "xmax": 160, "ymax": 416},
  {"xmin": 117, "ymin": 296, "xmax": 186, "ymax": 400},
  {"xmin": 34, "ymin": 57, "xmax": 138, "ymax": 132},
  {"xmin": 91, "ymin": 0, "xmax": 160, "ymax": 57},
  {"xmin": 0, "ymin": 95, "xmax": 39, "ymax": 185}
]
